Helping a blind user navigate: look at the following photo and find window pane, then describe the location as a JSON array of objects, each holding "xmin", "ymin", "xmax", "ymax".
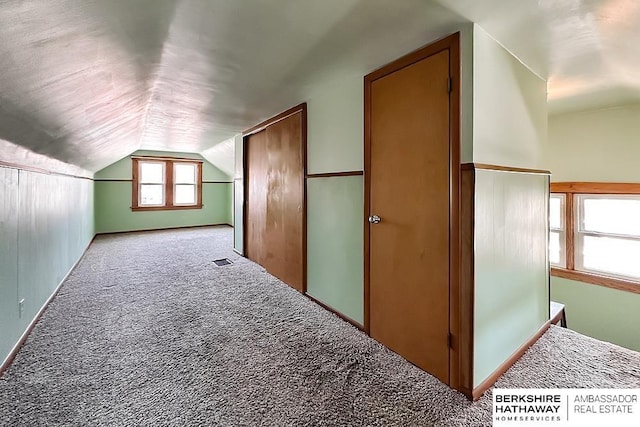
[
  {"xmin": 174, "ymin": 163, "xmax": 196, "ymax": 184},
  {"xmin": 582, "ymin": 235, "xmax": 640, "ymax": 279},
  {"xmin": 174, "ymin": 184, "xmax": 195, "ymax": 204},
  {"xmin": 582, "ymin": 197, "xmax": 640, "ymax": 236},
  {"xmin": 140, "ymin": 162, "xmax": 164, "ymax": 184},
  {"xmin": 140, "ymin": 184, "xmax": 164, "ymax": 205},
  {"xmin": 549, "ymin": 231, "xmax": 561, "ymax": 265},
  {"xmin": 549, "ymin": 195, "xmax": 563, "ymax": 229}
]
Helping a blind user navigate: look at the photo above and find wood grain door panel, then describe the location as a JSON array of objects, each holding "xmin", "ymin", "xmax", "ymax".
[
  {"xmin": 245, "ymin": 111, "xmax": 304, "ymax": 292},
  {"xmin": 264, "ymin": 113, "xmax": 304, "ymax": 291},
  {"xmin": 246, "ymin": 130, "xmax": 268, "ymax": 266},
  {"xmin": 369, "ymin": 49, "xmax": 451, "ymax": 383}
]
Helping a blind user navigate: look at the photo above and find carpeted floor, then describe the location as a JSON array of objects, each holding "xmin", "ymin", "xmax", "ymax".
[{"xmin": 1, "ymin": 226, "xmax": 639, "ymax": 426}]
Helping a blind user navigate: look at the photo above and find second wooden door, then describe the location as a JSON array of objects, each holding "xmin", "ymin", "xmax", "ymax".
[
  {"xmin": 245, "ymin": 109, "xmax": 305, "ymax": 292},
  {"xmin": 367, "ymin": 48, "xmax": 451, "ymax": 383}
]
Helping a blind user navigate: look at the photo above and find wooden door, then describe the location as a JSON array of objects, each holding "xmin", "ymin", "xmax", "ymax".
[
  {"xmin": 245, "ymin": 107, "xmax": 305, "ymax": 292},
  {"xmin": 246, "ymin": 129, "xmax": 269, "ymax": 265},
  {"xmin": 366, "ymin": 48, "xmax": 451, "ymax": 383}
]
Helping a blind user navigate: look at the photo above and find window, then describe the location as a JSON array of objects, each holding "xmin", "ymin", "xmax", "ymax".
[
  {"xmin": 173, "ymin": 163, "xmax": 198, "ymax": 205},
  {"xmin": 132, "ymin": 157, "xmax": 203, "ymax": 211},
  {"xmin": 549, "ymin": 193, "xmax": 566, "ymax": 268},
  {"xmin": 575, "ymin": 195, "xmax": 640, "ymax": 281},
  {"xmin": 138, "ymin": 161, "xmax": 166, "ymax": 206},
  {"xmin": 550, "ymin": 182, "xmax": 640, "ymax": 294}
]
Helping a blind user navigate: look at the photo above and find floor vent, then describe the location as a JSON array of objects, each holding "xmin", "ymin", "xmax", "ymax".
[{"xmin": 213, "ymin": 258, "xmax": 233, "ymax": 266}]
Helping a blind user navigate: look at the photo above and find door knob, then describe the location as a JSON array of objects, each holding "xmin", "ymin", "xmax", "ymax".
[{"xmin": 368, "ymin": 215, "xmax": 381, "ymax": 224}]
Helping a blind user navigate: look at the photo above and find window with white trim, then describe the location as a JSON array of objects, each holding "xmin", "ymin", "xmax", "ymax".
[
  {"xmin": 132, "ymin": 157, "xmax": 203, "ymax": 211},
  {"xmin": 549, "ymin": 193, "xmax": 566, "ymax": 268},
  {"xmin": 138, "ymin": 161, "xmax": 166, "ymax": 206},
  {"xmin": 173, "ymin": 163, "xmax": 198, "ymax": 205},
  {"xmin": 575, "ymin": 195, "xmax": 640, "ymax": 281}
]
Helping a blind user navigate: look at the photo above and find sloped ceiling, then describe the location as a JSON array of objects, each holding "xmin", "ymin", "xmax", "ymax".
[
  {"xmin": 440, "ymin": 0, "xmax": 640, "ymax": 114},
  {"xmin": 1, "ymin": 0, "xmax": 639, "ymax": 173},
  {"xmin": 200, "ymin": 136, "xmax": 234, "ymax": 178},
  {"xmin": 0, "ymin": 0, "xmax": 176, "ymax": 172}
]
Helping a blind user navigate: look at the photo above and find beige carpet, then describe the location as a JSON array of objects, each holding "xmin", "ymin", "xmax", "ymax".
[{"xmin": 1, "ymin": 226, "xmax": 639, "ymax": 426}]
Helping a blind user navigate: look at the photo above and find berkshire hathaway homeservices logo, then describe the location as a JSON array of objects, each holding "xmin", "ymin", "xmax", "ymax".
[
  {"xmin": 493, "ymin": 389, "xmax": 640, "ymax": 426},
  {"xmin": 494, "ymin": 391, "xmax": 562, "ymax": 423}
]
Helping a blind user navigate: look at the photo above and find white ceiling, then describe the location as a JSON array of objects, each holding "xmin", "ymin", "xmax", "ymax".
[
  {"xmin": 1, "ymin": 0, "xmax": 638, "ymax": 172},
  {"xmin": 447, "ymin": 0, "xmax": 640, "ymax": 114}
]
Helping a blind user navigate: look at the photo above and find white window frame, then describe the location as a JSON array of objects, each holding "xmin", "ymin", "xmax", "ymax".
[
  {"xmin": 575, "ymin": 194, "xmax": 640, "ymax": 282},
  {"xmin": 549, "ymin": 193, "xmax": 566, "ymax": 268},
  {"xmin": 138, "ymin": 160, "xmax": 166, "ymax": 207},
  {"xmin": 172, "ymin": 162, "xmax": 198, "ymax": 207}
]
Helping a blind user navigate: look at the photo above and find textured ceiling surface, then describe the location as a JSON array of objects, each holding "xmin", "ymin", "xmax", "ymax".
[
  {"xmin": 444, "ymin": 0, "xmax": 640, "ymax": 114},
  {"xmin": 0, "ymin": 0, "xmax": 638, "ymax": 172}
]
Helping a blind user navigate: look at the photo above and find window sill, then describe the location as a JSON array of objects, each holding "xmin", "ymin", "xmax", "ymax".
[
  {"xmin": 550, "ymin": 267, "xmax": 640, "ymax": 295},
  {"xmin": 131, "ymin": 205, "xmax": 203, "ymax": 212}
]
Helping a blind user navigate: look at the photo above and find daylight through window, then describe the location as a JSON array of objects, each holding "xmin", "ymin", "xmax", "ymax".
[
  {"xmin": 576, "ymin": 195, "xmax": 640, "ymax": 281},
  {"xmin": 132, "ymin": 157, "xmax": 203, "ymax": 211},
  {"xmin": 550, "ymin": 182, "xmax": 640, "ymax": 293}
]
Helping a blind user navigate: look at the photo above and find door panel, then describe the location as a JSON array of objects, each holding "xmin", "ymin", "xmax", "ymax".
[
  {"xmin": 264, "ymin": 114, "xmax": 304, "ymax": 290},
  {"xmin": 369, "ymin": 49, "xmax": 451, "ymax": 383},
  {"xmin": 246, "ymin": 129, "xmax": 268, "ymax": 265},
  {"xmin": 245, "ymin": 112, "xmax": 304, "ymax": 292}
]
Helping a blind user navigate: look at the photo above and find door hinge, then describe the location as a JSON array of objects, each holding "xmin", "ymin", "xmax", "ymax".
[
  {"xmin": 448, "ymin": 332, "xmax": 453, "ymax": 348},
  {"xmin": 447, "ymin": 77, "xmax": 452, "ymax": 94}
]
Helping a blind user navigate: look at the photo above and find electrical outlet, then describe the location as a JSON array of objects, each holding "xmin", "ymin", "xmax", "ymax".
[{"xmin": 18, "ymin": 299, "xmax": 25, "ymax": 318}]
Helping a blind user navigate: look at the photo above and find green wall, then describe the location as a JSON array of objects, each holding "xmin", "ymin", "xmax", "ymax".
[
  {"xmin": 305, "ymin": 76, "xmax": 364, "ymax": 175},
  {"xmin": 94, "ymin": 150, "xmax": 232, "ymax": 234},
  {"xmin": 0, "ymin": 167, "xmax": 17, "ymax": 366},
  {"xmin": 1, "ymin": 166, "xmax": 94, "ymax": 367},
  {"xmin": 473, "ymin": 170, "xmax": 549, "ymax": 387},
  {"xmin": 551, "ymin": 277, "xmax": 640, "ymax": 351},
  {"xmin": 472, "ymin": 25, "xmax": 547, "ymax": 169},
  {"xmin": 470, "ymin": 26, "xmax": 549, "ymax": 387},
  {"xmin": 545, "ymin": 104, "xmax": 640, "ymax": 182},
  {"xmin": 301, "ymin": 74, "xmax": 366, "ymax": 324},
  {"xmin": 307, "ymin": 176, "xmax": 364, "ymax": 324},
  {"xmin": 544, "ymin": 104, "xmax": 640, "ymax": 351}
]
